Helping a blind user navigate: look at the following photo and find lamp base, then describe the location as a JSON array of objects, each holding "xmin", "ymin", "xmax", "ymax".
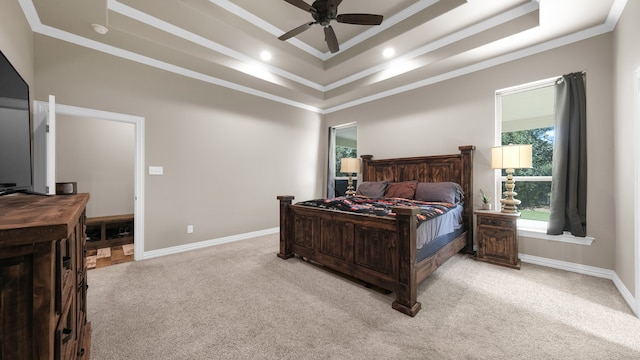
[
  {"xmin": 500, "ymin": 168, "xmax": 520, "ymax": 213},
  {"xmin": 500, "ymin": 198, "xmax": 521, "ymax": 213},
  {"xmin": 345, "ymin": 174, "xmax": 355, "ymax": 197}
]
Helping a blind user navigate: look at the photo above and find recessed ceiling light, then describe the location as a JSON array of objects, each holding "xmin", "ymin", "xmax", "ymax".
[
  {"xmin": 260, "ymin": 51, "xmax": 272, "ymax": 61},
  {"xmin": 383, "ymin": 47, "xmax": 395, "ymax": 58},
  {"xmin": 92, "ymin": 24, "xmax": 109, "ymax": 35}
]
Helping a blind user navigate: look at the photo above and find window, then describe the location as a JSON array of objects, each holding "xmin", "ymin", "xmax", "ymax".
[
  {"xmin": 498, "ymin": 79, "xmax": 555, "ymax": 223},
  {"xmin": 497, "ymin": 77, "xmax": 593, "ymax": 245},
  {"xmin": 335, "ymin": 126, "xmax": 357, "ymax": 177},
  {"xmin": 328, "ymin": 124, "xmax": 357, "ymax": 197}
]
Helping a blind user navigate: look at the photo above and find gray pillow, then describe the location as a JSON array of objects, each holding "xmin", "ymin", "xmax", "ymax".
[
  {"xmin": 415, "ymin": 182, "xmax": 464, "ymax": 203},
  {"xmin": 356, "ymin": 181, "xmax": 388, "ymax": 198}
]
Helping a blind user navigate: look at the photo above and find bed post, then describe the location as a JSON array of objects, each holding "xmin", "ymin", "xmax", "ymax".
[
  {"xmin": 458, "ymin": 145, "xmax": 475, "ymax": 254},
  {"xmin": 360, "ymin": 155, "xmax": 373, "ymax": 181},
  {"xmin": 276, "ymin": 195, "xmax": 295, "ymax": 259},
  {"xmin": 391, "ymin": 206, "xmax": 422, "ymax": 317}
]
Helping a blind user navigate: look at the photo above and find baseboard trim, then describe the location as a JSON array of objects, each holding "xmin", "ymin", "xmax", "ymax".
[
  {"xmin": 520, "ymin": 253, "xmax": 637, "ymax": 315},
  {"xmin": 142, "ymin": 227, "xmax": 279, "ymax": 260}
]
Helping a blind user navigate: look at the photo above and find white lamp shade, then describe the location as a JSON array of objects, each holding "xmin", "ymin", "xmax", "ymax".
[
  {"xmin": 340, "ymin": 158, "xmax": 360, "ymax": 173},
  {"xmin": 491, "ymin": 144, "xmax": 533, "ymax": 169}
]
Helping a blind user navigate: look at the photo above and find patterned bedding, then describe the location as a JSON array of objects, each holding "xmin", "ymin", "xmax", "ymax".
[{"xmin": 295, "ymin": 195, "xmax": 458, "ymax": 227}]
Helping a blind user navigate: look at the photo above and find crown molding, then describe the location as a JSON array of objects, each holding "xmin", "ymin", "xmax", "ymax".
[{"xmin": 18, "ymin": 0, "xmax": 627, "ymax": 115}]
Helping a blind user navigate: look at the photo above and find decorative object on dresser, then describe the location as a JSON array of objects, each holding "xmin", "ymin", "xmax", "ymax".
[
  {"xmin": 491, "ymin": 144, "xmax": 532, "ymax": 213},
  {"xmin": 0, "ymin": 193, "xmax": 91, "ymax": 359},
  {"xmin": 277, "ymin": 145, "xmax": 475, "ymax": 316},
  {"xmin": 479, "ymin": 189, "xmax": 492, "ymax": 210},
  {"xmin": 340, "ymin": 157, "xmax": 360, "ymax": 196},
  {"xmin": 475, "ymin": 210, "xmax": 521, "ymax": 269},
  {"xmin": 56, "ymin": 182, "xmax": 78, "ymax": 195}
]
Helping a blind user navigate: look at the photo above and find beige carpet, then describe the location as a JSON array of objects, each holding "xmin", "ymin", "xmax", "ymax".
[{"xmin": 87, "ymin": 234, "xmax": 640, "ymax": 359}]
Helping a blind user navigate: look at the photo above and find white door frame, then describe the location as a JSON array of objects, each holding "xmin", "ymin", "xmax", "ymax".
[
  {"xmin": 634, "ymin": 68, "xmax": 640, "ymax": 317},
  {"xmin": 34, "ymin": 101, "xmax": 146, "ymax": 261}
]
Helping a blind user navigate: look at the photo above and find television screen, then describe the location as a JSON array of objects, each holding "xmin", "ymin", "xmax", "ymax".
[{"xmin": 0, "ymin": 50, "xmax": 32, "ymax": 195}]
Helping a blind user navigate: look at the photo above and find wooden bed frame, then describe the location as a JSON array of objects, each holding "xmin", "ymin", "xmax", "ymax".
[{"xmin": 277, "ymin": 145, "xmax": 475, "ymax": 316}]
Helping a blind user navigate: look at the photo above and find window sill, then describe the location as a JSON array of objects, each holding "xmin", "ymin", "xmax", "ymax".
[{"xmin": 517, "ymin": 219, "xmax": 594, "ymax": 245}]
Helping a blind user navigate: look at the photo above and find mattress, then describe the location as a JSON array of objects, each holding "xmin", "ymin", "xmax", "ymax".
[{"xmin": 416, "ymin": 204, "xmax": 464, "ymax": 261}]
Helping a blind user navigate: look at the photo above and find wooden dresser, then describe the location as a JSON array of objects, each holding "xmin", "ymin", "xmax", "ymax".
[{"xmin": 0, "ymin": 193, "xmax": 91, "ymax": 359}]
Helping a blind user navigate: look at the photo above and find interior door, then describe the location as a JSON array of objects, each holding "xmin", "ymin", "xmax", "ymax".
[{"xmin": 32, "ymin": 95, "xmax": 56, "ymax": 195}]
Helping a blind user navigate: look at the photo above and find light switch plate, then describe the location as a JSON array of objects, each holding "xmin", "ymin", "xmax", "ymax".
[{"xmin": 149, "ymin": 166, "xmax": 163, "ymax": 175}]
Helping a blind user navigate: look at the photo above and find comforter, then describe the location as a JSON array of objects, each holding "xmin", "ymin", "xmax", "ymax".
[{"xmin": 296, "ymin": 195, "xmax": 457, "ymax": 227}]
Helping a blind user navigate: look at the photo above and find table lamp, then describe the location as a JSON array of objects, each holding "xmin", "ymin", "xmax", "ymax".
[
  {"xmin": 340, "ymin": 158, "xmax": 360, "ymax": 196},
  {"xmin": 491, "ymin": 144, "xmax": 533, "ymax": 213}
]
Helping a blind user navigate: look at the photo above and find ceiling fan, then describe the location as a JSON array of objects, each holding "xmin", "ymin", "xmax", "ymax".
[{"xmin": 278, "ymin": 0, "xmax": 384, "ymax": 53}]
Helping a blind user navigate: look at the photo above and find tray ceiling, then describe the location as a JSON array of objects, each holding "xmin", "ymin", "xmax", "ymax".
[{"xmin": 21, "ymin": 0, "xmax": 622, "ymax": 113}]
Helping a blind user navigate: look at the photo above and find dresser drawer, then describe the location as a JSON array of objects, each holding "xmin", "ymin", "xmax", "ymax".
[{"xmin": 478, "ymin": 216, "xmax": 514, "ymax": 229}]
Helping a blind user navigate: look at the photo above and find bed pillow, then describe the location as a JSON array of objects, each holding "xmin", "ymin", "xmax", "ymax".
[
  {"xmin": 415, "ymin": 181, "xmax": 464, "ymax": 203},
  {"xmin": 384, "ymin": 181, "xmax": 418, "ymax": 199},
  {"xmin": 356, "ymin": 181, "xmax": 388, "ymax": 198}
]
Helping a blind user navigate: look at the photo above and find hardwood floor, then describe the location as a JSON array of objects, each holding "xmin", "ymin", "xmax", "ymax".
[{"xmin": 87, "ymin": 243, "xmax": 134, "ymax": 269}]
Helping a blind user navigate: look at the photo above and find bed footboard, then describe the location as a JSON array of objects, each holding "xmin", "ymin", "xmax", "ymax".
[{"xmin": 277, "ymin": 195, "xmax": 422, "ymax": 316}]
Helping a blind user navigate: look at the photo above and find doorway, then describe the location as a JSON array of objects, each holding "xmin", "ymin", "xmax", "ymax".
[
  {"xmin": 58, "ymin": 115, "xmax": 135, "ymax": 267},
  {"xmin": 32, "ymin": 101, "xmax": 145, "ymax": 261}
]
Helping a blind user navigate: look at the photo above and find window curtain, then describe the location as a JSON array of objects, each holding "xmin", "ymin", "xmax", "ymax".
[
  {"xmin": 327, "ymin": 127, "xmax": 336, "ymax": 198},
  {"xmin": 547, "ymin": 72, "xmax": 587, "ymax": 237}
]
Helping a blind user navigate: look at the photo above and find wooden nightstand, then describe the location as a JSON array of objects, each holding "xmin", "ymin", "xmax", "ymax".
[{"xmin": 475, "ymin": 210, "xmax": 521, "ymax": 269}]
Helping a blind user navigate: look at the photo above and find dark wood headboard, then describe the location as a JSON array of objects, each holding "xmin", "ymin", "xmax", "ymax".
[{"xmin": 360, "ymin": 145, "xmax": 475, "ymax": 249}]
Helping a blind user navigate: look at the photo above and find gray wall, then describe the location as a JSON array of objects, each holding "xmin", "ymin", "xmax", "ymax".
[
  {"xmin": 326, "ymin": 33, "xmax": 616, "ymax": 271},
  {"xmin": 56, "ymin": 115, "xmax": 135, "ymax": 218},
  {"xmin": 0, "ymin": 1, "xmax": 34, "ymax": 102},
  {"xmin": 34, "ymin": 36, "xmax": 324, "ymax": 252},
  {"xmin": 613, "ymin": 0, "xmax": 640, "ymax": 296}
]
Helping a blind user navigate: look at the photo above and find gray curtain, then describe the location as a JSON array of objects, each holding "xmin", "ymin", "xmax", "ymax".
[
  {"xmin": 327, "ymin": 127, "xmax": 336, "ymax": 198},
  {"xmin": 547, "ymin": 72, "xmax": 587, "ymax": 236}
]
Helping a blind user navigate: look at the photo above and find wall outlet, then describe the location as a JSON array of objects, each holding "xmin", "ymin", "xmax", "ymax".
[{"xmin": 187, "ymin": 225, "xmax": 193, "ymax": 234}]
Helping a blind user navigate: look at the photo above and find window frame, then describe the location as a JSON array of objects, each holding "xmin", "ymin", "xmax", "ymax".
[{"xmin": 495, "ymin": 78, "xmax": 593, "ymax": 246}]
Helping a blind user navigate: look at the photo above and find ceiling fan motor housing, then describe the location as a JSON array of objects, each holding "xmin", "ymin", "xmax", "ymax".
[
  {"xmin": 312, "ymin": 0, "xmax": 337, "ymax": 26},
  {"xmin": 279, "ymin": 0, "xmax": 382, "ymax": 53}
]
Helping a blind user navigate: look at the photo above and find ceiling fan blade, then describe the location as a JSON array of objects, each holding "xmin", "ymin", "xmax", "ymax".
[
  {"xmin": 284, "ymin": 0, "xmax": 316, "ymax": 14},
  {"xmin": 336, "ymin": 14, "xmax": 383, "ymax": 26},
  {"xmin": 324, "ymin": 25, "xmax": 339, "ymax": 53},
  {"xmin": 278, "ymin": 22, "xmax": 315, "ymax": 41}
]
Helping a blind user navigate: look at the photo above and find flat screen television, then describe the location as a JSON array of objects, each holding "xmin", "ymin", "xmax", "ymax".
[{"xmin": 0, "ymin": 50, "xmax": 33, "ymax": 195}]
